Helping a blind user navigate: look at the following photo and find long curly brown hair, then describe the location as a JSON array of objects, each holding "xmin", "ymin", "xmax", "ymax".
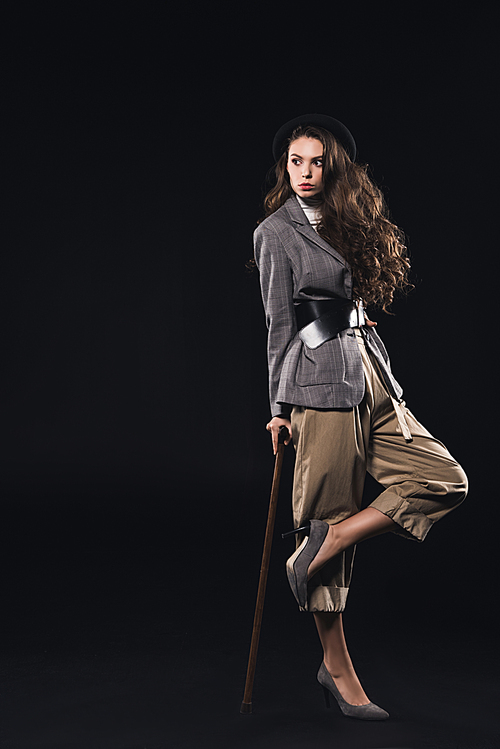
[{"xmin": 259, "ymin": 125, "xmax": 412, "ymax": 311}]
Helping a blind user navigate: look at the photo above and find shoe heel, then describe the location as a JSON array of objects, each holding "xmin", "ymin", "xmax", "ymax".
[
  {"xmin": 281, "ymin": 522, "xmax": 311, "ymax": 539},
  {"xmin": 322, "ymin": 685, "xmax": 331, "ymax": 709}
]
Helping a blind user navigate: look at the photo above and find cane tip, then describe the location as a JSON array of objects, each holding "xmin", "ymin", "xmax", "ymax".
[{"xmin": 240, "ymin": 701, "xmax": 252, "ymax": 714}]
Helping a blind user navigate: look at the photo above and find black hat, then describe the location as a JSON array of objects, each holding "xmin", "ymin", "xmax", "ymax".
[{"xmin": 272, "ymin": 113, "xmax": 357, "ymax": 163}]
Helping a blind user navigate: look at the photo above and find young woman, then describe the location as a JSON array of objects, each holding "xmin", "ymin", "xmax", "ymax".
[{"xmin": 253, "ymin": 114, "xmax": 467, "ymax": 720}]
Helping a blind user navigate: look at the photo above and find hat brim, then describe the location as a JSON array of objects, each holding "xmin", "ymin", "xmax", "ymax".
[{"xmin": 272, "ymin": 113, "xmax": 357, "ymax": 163}]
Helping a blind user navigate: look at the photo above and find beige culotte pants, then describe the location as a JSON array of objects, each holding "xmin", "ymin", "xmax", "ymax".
[{"xmin": 290, "ymin": 328, "xmax": 468, "ymax": 613}]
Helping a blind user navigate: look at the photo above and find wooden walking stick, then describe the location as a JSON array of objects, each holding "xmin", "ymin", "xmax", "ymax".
[{"xmin": 240, "ymin": 426, "xmax": 288, "ymax": 714}]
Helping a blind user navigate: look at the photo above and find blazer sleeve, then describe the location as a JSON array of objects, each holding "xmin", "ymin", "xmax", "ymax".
[{"xmin": 254, "ymin": 222, "xmax": 296, "ymax": 419}]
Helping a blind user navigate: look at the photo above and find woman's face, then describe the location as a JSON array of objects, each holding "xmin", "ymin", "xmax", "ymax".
[{"xmin": 286, "ymin": 137, "xmax": 324, "ymax": 199}]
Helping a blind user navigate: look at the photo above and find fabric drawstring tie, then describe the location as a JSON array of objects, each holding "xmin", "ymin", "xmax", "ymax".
[{"xmin": 391, "ymin": 397, "xmax": 413, "ymax": 442}]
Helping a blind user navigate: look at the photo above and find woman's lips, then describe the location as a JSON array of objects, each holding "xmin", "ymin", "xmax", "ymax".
[{"xmin": 299, "ymin": 184, "xmax": 313, "ymax": 189}]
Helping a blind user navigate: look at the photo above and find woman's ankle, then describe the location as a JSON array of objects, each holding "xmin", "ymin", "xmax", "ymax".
[
  {"xmin": 323, "ymin": 662, "xmax": 369, "ymax": 704},
  {"xmin": 323, "ymin": 659, "xmax": 353, "ymax": 680}
]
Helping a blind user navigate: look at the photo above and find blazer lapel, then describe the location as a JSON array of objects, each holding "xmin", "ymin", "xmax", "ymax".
[{"xmin": 284, "ymin": 196, "xmax": 346, "ymax": 266}]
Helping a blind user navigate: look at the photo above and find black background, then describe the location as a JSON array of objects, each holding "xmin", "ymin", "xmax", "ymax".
[{"xmin": 2, "ymin": 4, "xmax": 498, "ymax": 748}]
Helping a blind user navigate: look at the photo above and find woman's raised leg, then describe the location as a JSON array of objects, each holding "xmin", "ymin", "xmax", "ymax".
[{"xmin": 307, "ymin": 507, "xmax": 396, "ymax": 580}]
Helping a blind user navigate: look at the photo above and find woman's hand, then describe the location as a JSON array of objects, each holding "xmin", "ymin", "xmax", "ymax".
[
  {"xmin": 266, "ymin": 416, "xmax": 292, "ymax": 455},
  {"xmin": 364, "ymin": 315, "xmax": 377, "ymax": 327}
]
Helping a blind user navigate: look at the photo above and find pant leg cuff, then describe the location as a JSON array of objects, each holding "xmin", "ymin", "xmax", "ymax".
[
  {"xmin": 369, "ymin": 494, "xmax": 433, "ymax": 542},
  {"xmin": 300, "ymin": 585, "xmax": 349, "ymax": 613}
]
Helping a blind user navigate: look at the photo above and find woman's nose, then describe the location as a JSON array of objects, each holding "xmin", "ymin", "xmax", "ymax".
[{"xmin": 301, "ymin": 166, "xmax": 312, "ymax": 177}]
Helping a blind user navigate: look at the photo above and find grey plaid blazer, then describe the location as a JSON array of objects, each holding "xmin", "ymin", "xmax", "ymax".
[{"xmin": 254, "ymin": 195, "xmax": 403, "ymax": 418}]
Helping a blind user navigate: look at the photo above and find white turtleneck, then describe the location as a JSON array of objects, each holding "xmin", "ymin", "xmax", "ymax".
[{"xmin": 296, "ymin": 194, "xmax": 322, "ymax": 232}]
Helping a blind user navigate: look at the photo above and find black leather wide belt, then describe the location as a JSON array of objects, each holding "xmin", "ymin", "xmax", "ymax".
[{"xmin": 295, "ymin": 298, "xmax": 365, "ymax": 349}]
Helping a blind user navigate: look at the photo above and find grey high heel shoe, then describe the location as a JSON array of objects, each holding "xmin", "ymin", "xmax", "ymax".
[
  {"xmin": 284, "ymin": 519, "xmax": 330, "ymax": 609},
  {"xmin": 317, "ymin": 662, "xmax": 389, "ymax": 720}
]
